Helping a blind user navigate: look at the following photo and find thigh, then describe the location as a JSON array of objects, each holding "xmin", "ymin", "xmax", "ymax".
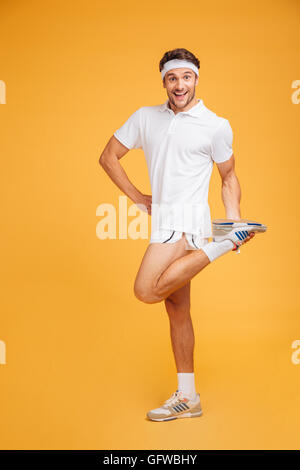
[{"xmin": 134, "ymin": 232, "xmax": 191, "ymax": 293}]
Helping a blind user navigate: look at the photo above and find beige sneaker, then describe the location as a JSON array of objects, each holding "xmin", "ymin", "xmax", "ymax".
[{"xmin": 146, "ymin": 390, "xmax": 203, "ymax": 422}]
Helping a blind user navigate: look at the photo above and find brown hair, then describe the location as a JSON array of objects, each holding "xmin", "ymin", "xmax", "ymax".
[{"xmin": 159, "ymin": 48, "xmax": 200, "ymax": 79}]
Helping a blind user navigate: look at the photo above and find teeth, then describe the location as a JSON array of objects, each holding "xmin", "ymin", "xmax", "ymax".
[{"xmin": 175, "ymin": 93, "xmax": 186, "ymax": 96}]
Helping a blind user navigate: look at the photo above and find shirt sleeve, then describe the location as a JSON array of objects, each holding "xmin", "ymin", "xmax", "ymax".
[
  {"xmin": 113, "ymin": 108, "xmax": 142, "ymax": 150},
  {"xmin": 211, "ymin": 119, "xmax": 233, "ymax": 163}
]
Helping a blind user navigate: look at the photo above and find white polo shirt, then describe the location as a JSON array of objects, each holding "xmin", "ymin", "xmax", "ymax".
[{"xmin": 113, "ymin": 98, "xmax": 233, "ymax": 238}]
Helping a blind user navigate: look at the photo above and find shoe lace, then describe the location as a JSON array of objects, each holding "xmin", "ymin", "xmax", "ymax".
[{"xmin": 163, "ymin": 390, "xmax": 184, "ymax": 407}]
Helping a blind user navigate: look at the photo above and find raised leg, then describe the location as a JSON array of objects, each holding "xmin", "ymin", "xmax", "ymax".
[
  {"xmin": 134, "ymin": 232, "xmax": 210, "ymax": 303},
  {"xmin": 134, "ymin": 231, "xmax": 255, "ymax": 303}
]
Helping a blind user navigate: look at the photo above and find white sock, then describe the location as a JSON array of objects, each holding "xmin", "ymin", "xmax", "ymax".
[
  {"xmin": 177, "ymin": 373, "xmax": 197, "ymax": 400},
  {"xmin": 201, "ymin": 239, "xmax": 234, "ymax": 262}
]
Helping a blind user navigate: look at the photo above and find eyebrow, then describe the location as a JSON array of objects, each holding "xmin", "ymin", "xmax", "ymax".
[{"xmin": 166, "ymin": 71, "xmax": 193, "ymax": 77}]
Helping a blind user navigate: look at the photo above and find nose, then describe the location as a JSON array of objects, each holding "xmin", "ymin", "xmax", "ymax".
[{"xmin": 175, "ymin": 78, "xmax": 185, "ymax": 90}]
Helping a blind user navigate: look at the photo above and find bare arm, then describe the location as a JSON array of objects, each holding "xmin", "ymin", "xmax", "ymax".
[
  {"xmin": 99, "ymin": 135, "xmax": 152, "ymax": 215},
  {"xmin": 215, "ymin": 153, "xmax": 241, "ymax": 219}
]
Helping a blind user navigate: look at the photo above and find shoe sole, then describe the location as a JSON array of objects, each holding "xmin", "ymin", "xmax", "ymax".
[
  {"xmin": 147, "ymin": 410, "xmax": 203, "ymax": 422},
  {"xmin": 212, "ymin": 218, "xmax": 267, "ymax": 234}
]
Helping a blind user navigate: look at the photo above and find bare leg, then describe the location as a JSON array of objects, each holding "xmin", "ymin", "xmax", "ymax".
[
  {"xmin": 164, "ymin": 281, "xmax": 194, "ymax": 372},
  {"xmin": 134, "ymin": 232, "xmax": 255, "ymax": 303}
]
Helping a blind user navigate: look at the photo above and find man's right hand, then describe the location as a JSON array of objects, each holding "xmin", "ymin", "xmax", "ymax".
[{"xmin": 135, "ymin": 194, "xmax": 152, "ymax": 216}]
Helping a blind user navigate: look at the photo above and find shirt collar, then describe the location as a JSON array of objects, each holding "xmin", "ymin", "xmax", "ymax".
[{"xmin": 159, "ymin": 98, "xmax": 205, "ymax": 117}]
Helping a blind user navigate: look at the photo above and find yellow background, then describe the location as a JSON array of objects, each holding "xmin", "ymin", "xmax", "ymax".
[{"xmin": 0, "ymin": 0, "xmax": 300, "ymax": 450}]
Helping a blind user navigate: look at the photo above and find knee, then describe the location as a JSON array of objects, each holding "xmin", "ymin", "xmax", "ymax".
[{"xmin": 134, "ymin": 281, "xmax": 161, "ymax": 304}]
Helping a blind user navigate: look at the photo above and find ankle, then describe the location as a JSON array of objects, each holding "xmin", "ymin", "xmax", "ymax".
[
  {"xmin": 177, "ymin": 372, "xmax": 197, "ymax": 400},
  {"xmin": 201, "ymin": 239, "xmax": 234, "ymax": 262}
]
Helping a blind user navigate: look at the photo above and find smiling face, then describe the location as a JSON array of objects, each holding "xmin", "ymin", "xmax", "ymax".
[{"xmin": 163, "ymin": 67, "xmax": 199, "ymax": 112}]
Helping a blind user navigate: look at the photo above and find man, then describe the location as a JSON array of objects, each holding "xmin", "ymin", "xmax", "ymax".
[{"xmin": 99, "ymin": 48, "xmax": 267, "ymax": 422}]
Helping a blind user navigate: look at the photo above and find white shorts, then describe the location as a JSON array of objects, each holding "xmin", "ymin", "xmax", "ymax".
[{"xmin": 150, "ymin": 229, "xmax": 210, "ymax": 250}]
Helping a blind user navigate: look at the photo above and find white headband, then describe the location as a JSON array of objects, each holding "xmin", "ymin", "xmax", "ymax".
[{"xmin": 161, "ymin": 59, "xmax": 199, "ymax": 80}]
